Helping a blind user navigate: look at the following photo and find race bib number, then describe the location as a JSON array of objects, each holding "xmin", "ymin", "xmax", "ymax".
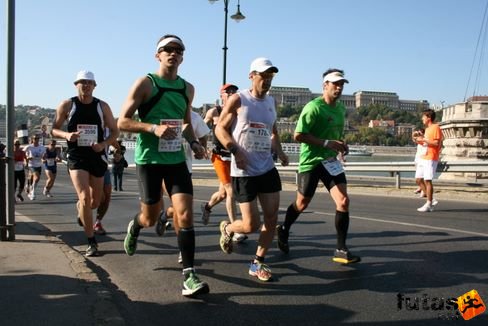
[
  {"xmin": 14, "ymin": 161, "xmax": 24, "ymax": 171},
  {"xmin": 158, "ymin": 119, "xmax": 183, "ymax": 152},
  {"xmin": 242, "ymin": 122, "xmax": 271, "ymax": 152},
  {"xmin": 77, "ymin": 124, "xmax": 98, "ymax": 147},
  {"xmin": 46, "ymin": 158, "xmax": 55, "ymax": 166},
  {"xmin": 322, "ymin": 158, "xmax": 344, "ymax": 176}
]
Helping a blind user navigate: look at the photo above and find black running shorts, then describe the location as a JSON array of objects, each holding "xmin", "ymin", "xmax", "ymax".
[
  {"xmin": 136, "ymin": 162, "xmax": 193, "ymax": 205},
  {"xmin": 298, "ymin": 163, "xmax": 347, "ymax": 198},
  {"xmin": 232, "ymin": 167, "xmax": 282, "ymax": 203}
]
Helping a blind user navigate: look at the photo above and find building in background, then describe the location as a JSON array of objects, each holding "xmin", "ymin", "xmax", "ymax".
[{"xmin": 440, "ymin": 96, "xmax": 488, "ymax": 180}]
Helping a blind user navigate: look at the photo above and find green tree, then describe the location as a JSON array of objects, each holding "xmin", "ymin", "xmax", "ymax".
[{"xmin": 279, "ymin": 131, "xmax": 294, "ymax": 143}]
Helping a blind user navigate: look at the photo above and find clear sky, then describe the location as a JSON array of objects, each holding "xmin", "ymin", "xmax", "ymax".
[{"xmin": 1, "ymin": 0, "xmax": 487, "ymax": 117}]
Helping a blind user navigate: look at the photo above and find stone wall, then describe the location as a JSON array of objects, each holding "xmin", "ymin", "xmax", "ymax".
[{"xmin": 440, "ymin": 101, "xmax": 488, "ymax": 180}]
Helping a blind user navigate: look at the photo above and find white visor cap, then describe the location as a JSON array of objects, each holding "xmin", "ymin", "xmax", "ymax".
[
  {"xmin": 157, "ymin": 37, "xmax": 185, "ymax": 52},
  {"xmin": 323, "ymin": 71, "xmax": 349, "ymax": 84}
]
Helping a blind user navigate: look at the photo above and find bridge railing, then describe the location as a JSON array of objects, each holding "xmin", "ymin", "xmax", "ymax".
[{"xmin": 192, "ymin": 161, "xmax": 488, "ymax": 189}]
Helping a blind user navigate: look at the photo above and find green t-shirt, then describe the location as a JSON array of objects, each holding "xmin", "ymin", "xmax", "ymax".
[
  {"xmin": 135, "ymin": 74, "xmax": 187, "ymax": 165},
  {"xmin": 295, "ymin": 96, "xmax": 346, "ymax": 173}
]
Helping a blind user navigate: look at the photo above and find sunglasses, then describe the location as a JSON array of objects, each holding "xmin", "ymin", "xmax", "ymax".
[
  {"xmin": 223, "ymin": 89, "xmax": 237, "ymax": 95},
  {"xmin": 159, "ymin": 46, "xmax": 184, "ymax": 55},
  {"xmin": 14, "ymin": 143, "xmax": 20, "ymax": 146},
  {"xmin": 78, "ymin": 80, "xmax": 95, "ymax": 86}
]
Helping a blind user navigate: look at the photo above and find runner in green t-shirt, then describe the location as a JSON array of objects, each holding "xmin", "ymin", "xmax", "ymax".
[{"xmin": 276, "ymin": 68, "xmax": 360, "ymax": 265}]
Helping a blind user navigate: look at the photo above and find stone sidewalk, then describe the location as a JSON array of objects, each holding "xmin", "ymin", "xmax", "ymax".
[{"xmin": 0, "ymin": 214, "xmax": 124, "ymax": 326}]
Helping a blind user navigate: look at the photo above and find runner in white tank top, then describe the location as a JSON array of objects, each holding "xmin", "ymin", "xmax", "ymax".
[{"xmin": 215, "ymin": 57, "xmax": 289, "ymax": 282}]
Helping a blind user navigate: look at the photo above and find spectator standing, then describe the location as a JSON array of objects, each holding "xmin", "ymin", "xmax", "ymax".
[
  {"xmin": 412, "ymin": 128, "xmax": 426, "ymax": 197},
  {"xmin": 111, "ymin": 149, "xmax": 127, "ymax": 191},
  {"xmin": 413, "ymin": 109, "xmax": 443, "ymax": 212}
]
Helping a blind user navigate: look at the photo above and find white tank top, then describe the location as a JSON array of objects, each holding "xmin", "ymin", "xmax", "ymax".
[
  {"xmin": 25, "ymin": 144, "xmax": 46, "ymax": 168},
  {"xmin": 231, "ymin": 89, "xmax": 276, "ymax": 177}
]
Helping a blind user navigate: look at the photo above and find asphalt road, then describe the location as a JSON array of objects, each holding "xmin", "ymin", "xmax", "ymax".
[{"xmin": 14, "ymin": 167, "xmax": 488, "ymax": 325}]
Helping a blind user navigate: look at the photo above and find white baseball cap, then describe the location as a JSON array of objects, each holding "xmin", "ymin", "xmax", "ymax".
[
  {"xmin": 249, "ymin": 57, "xmax": 279, "ymax": 73},
  {"xmin": 74, "ymin": 70, "xmax": 96, "ymax": 85}
]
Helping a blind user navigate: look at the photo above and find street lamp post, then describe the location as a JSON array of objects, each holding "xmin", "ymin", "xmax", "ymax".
[{"xmin": 209, "ymin": 0, "xmax": 245, "ymax": 85}]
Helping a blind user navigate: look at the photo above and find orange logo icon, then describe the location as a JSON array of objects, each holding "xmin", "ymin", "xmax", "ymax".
[{"xmin": 457, "ymin": 290, "xmax": 485, "ymax": 320}]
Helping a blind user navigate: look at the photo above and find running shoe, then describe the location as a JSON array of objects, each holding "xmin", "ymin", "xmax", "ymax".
[
  {"xmin": 93, "ymin": 220, "xmax": 107, "ymax": 235},
  {"xmin": 43, "ymin": 187, "xmax": 48, "ymax": 196},
  {"xmin": 85, "ymin": 243, "xmax": 99, "ymax": 257},
  {"xmin": 249, "ymin": 261, "xmax": 272, "ymax": 282},
  {"xmin": 46, "ymin": 191, "xmax": 53, "ymax": 198},
  {"xmin": 417, "ymin": 203, "xmax": 433, "ymax": 212},
  {"xmin": 28, "ymin": 192, "xmax": 35, "ymax": 201},
  {"xmin": 201, "ymin": 203, "xmax": 211, "ymax": 225},
  {"xmin": 332, "ymin": 249, "xmax": 361, "ymax": 264},
  {"xmin": 219, "ymin": 220, "xmax": 233, "ymax": 254},
  {"xmin": 124, "ymin": 220, "xmax": 138, "ymax": 256},
  {"xmin": 182, "ymin": 270, "xmax": 210, "ymax": 297},
  {"xmin": 276, "ymin": 224, "xmax": 290, "ymax": 254},
  {"xmin": 178, "ymin": 252, "xmax": 183, "ymax": 264},
  {"xmin": 155, "ymin": 211, "xmax": 168, "ymax": 236},
  {"xmin": 432, "ymin": 199, "xmax": 439, "ymax": 206},
  {"xmin": 232, "ymin": 232, "xmax": 248, "ymax": 243},
  {"xmin": 16, "ymin": 194, "xmax": 24, "ymax": 202}
]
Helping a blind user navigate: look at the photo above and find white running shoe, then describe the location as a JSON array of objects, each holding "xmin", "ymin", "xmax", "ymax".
[
  {"xmin": 232, "ymin": 232, "xmax": 248, "ymax": 243},
  {"xmin": 43, "ymin": 187, "xmax": 48, "ymax": 196},
  {"xmin": 417, "ymin": 203, "xmax": 433, "ymax": 212},
  {"xmin": 432, "ymin": 199, "xmax": 438, "ymax": 206}
]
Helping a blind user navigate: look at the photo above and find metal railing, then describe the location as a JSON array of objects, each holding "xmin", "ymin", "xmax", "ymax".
[{"xmin": 192, "ymin": 160, "xmax": 488, "ymax": 189}]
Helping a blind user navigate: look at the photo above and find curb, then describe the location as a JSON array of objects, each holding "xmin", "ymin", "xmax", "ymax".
[{"xmin": 16, "ymin": 214, "xmax": 126, "ymax": 326}]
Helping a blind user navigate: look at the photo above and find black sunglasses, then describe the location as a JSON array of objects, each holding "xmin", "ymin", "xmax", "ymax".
[{"xmin": 159, "ymin": 45, "xmax": 184, "ymax": 55}]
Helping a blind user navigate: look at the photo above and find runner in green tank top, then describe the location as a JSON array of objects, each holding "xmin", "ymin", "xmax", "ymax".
[
  {"xmin": 135, "ymin": 73, "xmax": 187, "ymax": 165},
  {"xmin": 118, "ymin": 34, "xmax": 210, "ymax": 298}
]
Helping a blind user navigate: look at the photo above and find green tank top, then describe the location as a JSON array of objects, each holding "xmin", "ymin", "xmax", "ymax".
[{"xmin": 135, "ymin": 74, "xmax": 188, "ymax": 165}]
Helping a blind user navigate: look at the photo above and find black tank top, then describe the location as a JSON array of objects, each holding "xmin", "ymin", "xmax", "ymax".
[{"xmin": 66, "ymin": 97, "xmax": 106, "ymax": 160}]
